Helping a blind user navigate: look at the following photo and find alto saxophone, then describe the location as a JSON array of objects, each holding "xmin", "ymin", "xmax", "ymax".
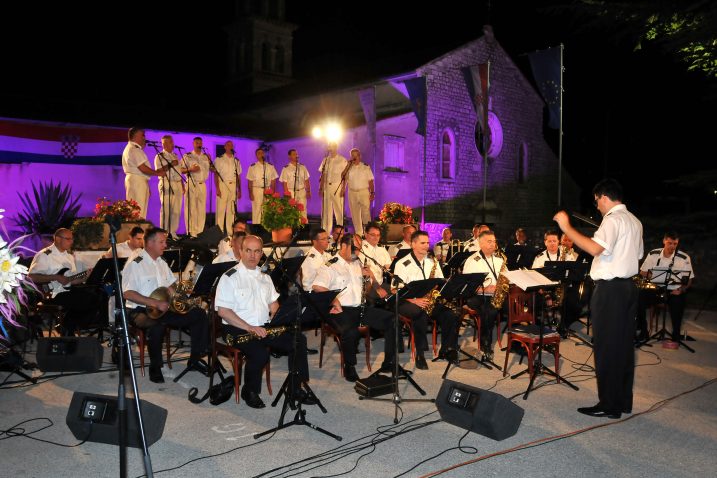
[
  {"xmin": 490, "ymin": 250, "xmax": 510, "ymax": 310},
  {"xmin": 553, "ymin": 246, "xmax": 567, "ymax": 308},
  {"xmin": 224, "ymin": 325, "xmax": 290, "ymax": 346},
  {"xmin": 423, "ymin": 258, "xmax": 441, "ymax": 315}
]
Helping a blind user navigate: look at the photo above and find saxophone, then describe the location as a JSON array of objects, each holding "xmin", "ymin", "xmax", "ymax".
[
  {"xmin": 423, "ymin": 258, "xmax": 441, "ymax": 315},
  {"xmin": 147, "ymin": 280, "xmax": 205, "ymax": 319},
  {"xmin": 224, "ymin": 326, "xmax": 291, "ymax": 345},
  {"xmin": 553, "ymin": 246, "xmax": 567, "ymax": 308},
  {"xmin": 490, "ymin": 250, "xmax": 510, "ymax": 310}
]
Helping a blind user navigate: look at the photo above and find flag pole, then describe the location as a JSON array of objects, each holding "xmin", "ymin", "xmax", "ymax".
[{"xmin": 558, "ymin": 44, "xmax": 564, "ymax": 206}]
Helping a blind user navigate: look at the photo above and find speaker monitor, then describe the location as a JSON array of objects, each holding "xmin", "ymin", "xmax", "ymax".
[
  {"xmin": 436, "ymin": 379, "xmax": 524, "ymax": 441},
  {"xmin": 36, "ymin": 337, "xmax": 103, "ymax": 372},
  {"xmin": 66, "ymin": 392, "xmax": 167, "ymax": 448}
]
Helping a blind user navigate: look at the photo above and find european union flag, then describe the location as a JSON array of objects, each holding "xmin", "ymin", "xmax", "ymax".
[
  {"xmin": 404, "ymin": 77, "xmax": 426, "ymax": 136},
  {"xmin": 528, "ymin": 46, "xmax": 562, "ymax": 129}
]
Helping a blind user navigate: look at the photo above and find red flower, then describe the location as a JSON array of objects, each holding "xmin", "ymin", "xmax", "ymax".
[
  {"xmin": 264, "ymin": 188, "xmax": 273, "ymax": 195},
  {"xmin": 288, "ymin": 198, "xmax": 297, "ymax": 206},
  {"xmin": 272, "ymin": 192, "xmax": 281, "ymax": 198},
  {"xmin": 300, "ymin": 216, "xmax": 308, "ymax": 224},
  {"xmin": 296, "ymin": 203, "xmax": 304, "ymax": 212}
]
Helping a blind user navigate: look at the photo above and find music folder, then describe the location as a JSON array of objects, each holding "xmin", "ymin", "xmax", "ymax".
[
  {"xmin": 192, "ymin": 261, "xmax": 237, "ymax": 296},
  {"xmin": 503, "ymin": 269, "xmax": 557, "ymax": 292},
  {"xmin": 271, "ymin": 289, "xmax": 341, "ymax": 326},
  {"xmin": 384, "ymin": 278, "xmax": 446, "ymax": 308},
  {"xmin": 444, "ymin": 251, "xmax": 473, "ymax": 271}
]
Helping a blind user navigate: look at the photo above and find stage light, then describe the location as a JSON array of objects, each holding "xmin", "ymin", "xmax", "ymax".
[
  {"xmin": 311, "ymin": 122, "xmax": 343, "ymax": 143},
  {"xmin": 312, "ymin": 126, "xmax": 323, "ymax": 139}
]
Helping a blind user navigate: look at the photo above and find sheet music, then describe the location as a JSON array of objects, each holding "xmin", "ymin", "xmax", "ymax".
[{"xmin": 502, "ymin": 269, "xmax": 558, "ymax": 291}]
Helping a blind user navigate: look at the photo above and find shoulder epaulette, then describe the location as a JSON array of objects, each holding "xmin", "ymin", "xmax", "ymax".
[
  {"xmin": 308, "ymin": 253, "xmax": 315, "ymax": 258},
  {"xmin": 676, "ymin": 252, "xmax": 687, "ymax": 260},
  {"xmin": 224, "ymin": 237, "xmax": 230, "ymax": 243},
  {"xmin": 133, "ymin": 255, "xmax": 143, "ymax": 263},
  {"xmin": 649, "ymin": 249, "xmax": 661, "ymax": 255},
  {"xmin": 44, "ymin": 248, "xmax": 52, "ymax": 255},
  {"xmin": 134, "ymin": 144, "xmax": 141, "ymax": 149},
  {"xmin": 402, "ymin": 259, "xmax": 411, "ymax": 267},
  {"xmin": 225, "ymin": 267, "xmax": 237, "ymax": 277},
  {"xmin": 473, "ymin": 254, "xmax": 482, "ymax": 261},
  {"xmin": 327, "ymin": 257, "xmax": 339, "ymax": 265}
]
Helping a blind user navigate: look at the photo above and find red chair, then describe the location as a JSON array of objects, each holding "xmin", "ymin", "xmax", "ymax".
[{"xmin": 319, "ymin": 322, "xmax": 372, "ymax": 375}]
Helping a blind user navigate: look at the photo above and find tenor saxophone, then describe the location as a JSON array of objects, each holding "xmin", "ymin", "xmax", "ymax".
[
  {"xmin": 224, "ymin": 326, "xmax": 290, "ymax": 346},
  {"xmin": 490, "ymin": 250, "xmax": 510, "ymax": 310}
]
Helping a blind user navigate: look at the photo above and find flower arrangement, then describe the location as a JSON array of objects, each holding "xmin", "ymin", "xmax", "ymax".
[
  {"xmin": 378, "ymin": 202, "xmax": 414, "ymax": 224},
  {"xmin": 94, "ymin": 197, "xmax": 142, "ymax": 222},
  {"xmin": 260, "ymin": 189, "xmax": 307, "ymax": 231},
  {"xmin": 0, "ymin": 211, "xmax": 34, "ymax": 346}
]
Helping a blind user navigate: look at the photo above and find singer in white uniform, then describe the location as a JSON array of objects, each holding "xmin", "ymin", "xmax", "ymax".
[
  {"xmin": 121, "ymin": 127, "xmax": 166, "ymax": 218},
  {"xmin": 154, "ymin": 135, "xmax": 183, "ymax": 236},
  {"xmin": 318, "ymin": 142, "xmax": 347, "ymax": 233},
  {"xmin": 279, "ymin": 149, "xmax": 311, "ymax": 220},
  {"xmin": 246, "ymin": 148, "xmax": 278, "ymax": 225},
  {"xmin": 343, "ymin": 148, "xmax": 374, "ymax": 236},
  {"xmin": 181, "ymin": 137, "xmax": 211, "ymax": 237},
  {"xmin": 214, "ymin": 140, "xmax": 242, "ymax": 234}
]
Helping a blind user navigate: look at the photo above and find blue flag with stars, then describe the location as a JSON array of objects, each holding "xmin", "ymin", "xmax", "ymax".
[{"xmin": 528, "ymin": 46, "xmax": 561, "ymax": 129}]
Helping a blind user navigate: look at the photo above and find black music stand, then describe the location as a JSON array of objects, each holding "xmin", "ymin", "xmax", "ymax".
[
  {"xmin": 443, "ymin": 251, "xmax": 472, "ymax": 276},
  {"xmin": 645, "ymin": 267, "xmax": 694, "ymax": 353},
  {"xmin": 505, "ymin": 244, "xmax": 537, "ymax": 270},
  {"xmin": 86, "ymin": 258, "xmax": 128, "ymax": 286},
  {"xmin": 254, "ymin": 289, "xmax": 341, "ymax": 441},
  {"xmin": 508, "ymin": 283, "xmax": 579, "ymax": 399},
  {"xmin": 269, "ymin": 256, "xmax": 306, "ymax": 298},
  {"xmin": 437, "ymin": 273, "xmax": 502, "ymax": 378},
  {"xmin": 162, "ymin": 249, "xmax": 191, "ymax": 281}
]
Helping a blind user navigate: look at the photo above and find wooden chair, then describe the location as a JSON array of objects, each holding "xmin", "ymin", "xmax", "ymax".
[
  {"xmin": 319, "ymin": 321, "xmax": 372, "ymax": 375},
  {"xmin": 128, "ymin": 317, "xmax": 172, "ymax": 377},
  {"xmin": 398, "ymin": 315, "xmax": 417, "ymax": 362}
]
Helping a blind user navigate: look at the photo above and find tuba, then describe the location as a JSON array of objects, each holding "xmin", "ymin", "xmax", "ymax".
[
  {"xmin": 147, "ymin": 280, "xmax": 205, "ymax": 319},
  {"xmin": 490, "ymin": 250, "xmax": 510, "ymax": 310}
]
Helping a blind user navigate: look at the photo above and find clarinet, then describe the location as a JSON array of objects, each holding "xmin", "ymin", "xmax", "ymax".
[{"xmin": 358, "ymin": 256, "xmax": 370, "ymax": 325}]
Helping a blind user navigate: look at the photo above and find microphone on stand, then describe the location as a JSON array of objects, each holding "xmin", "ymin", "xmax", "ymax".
[{"xmin": 146, "ymin": 140, "xmax": 160, "ymax": 146}]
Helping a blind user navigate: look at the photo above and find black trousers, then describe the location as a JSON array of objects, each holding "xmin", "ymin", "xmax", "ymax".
[
  {"xmin": 466, "ymin": 295, "xmax": 499, "ymax": 348},
  {"xmin": 326, "ymin": 305, "xmax": 396, "ymax": 367},
  {"xmin": 637, "ymin": 288, "xmax": 687, "ymax": 339},
  {"xmin": 591, "ymin": 279, "xmax": 638, "ymax": 413},
  {"xmin": 130, "ymin": 307, "xmax": 209, "ymax": 368},
  {"xmin": 398, "ymin": 301, "xmax": 458, "ymax": 355},
  {"xmin": 223, "ymin": 324, "xmax": 309, "ymax": 395}
]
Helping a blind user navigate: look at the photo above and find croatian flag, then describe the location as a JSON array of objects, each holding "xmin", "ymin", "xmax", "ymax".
[{"xmin": 0, "ymin": 118, "xmax": 127, "ymax": 165}]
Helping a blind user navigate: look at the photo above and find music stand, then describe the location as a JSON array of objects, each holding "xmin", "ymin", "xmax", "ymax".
[
  {"xmin": 388, "ymin": 248, "xmax": 411, "ymax": 272},
  {"xmin": 443, "ymin": 251, "xmax": 472, "ymax": 276},
  {"xmin": 504, "ymin": 244, "xmax": 537, "ymax": 270},
  {"xmin": 86, "ymin": 258, "xmax": 128, "ymax": 285},
  {"xmin": 254, "ymin": 289, "xmax": 342, "ymax": 441},
  {"xmin": 645, "ymin": 267, "xmax": 694, "ymax": 353},
  {"xmin": 162, "ymin": 249, "xmax": 191, "ymax": 279}
]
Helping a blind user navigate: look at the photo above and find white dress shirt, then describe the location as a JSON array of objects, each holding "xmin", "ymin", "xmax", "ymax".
[
  {"xmin": 590, "ymin": 204, "xmax": 644, "ymax": 280},
  {"xmin": 121, "ymin": 249, "xmax": 176, "ymax": 309},
  {"xmin": 313, "ymin": 255, "xmax": 364, "ymax": 307},
  {"xmin": 214, "ymin": 262, "xmax": 279, "ymax": 327},
  {"xmin": 122, "ymin": 141, "xmax": 150, "ymax": 176}
]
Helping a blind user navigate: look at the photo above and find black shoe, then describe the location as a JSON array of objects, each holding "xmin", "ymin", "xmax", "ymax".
[
  {"xmin": 437, "ymin": 347, "xmax": 458, "ymax": 362},
  {"xmin": 306, "ymin": 347, "xmax": 318, "ymax": 355},
  {"xmin": 378, "ymin": 362, "xmax": 394, "ymax": 373},
  {"xmin": 149, "ymin": 366, "xmax": 164, "ymax": 383},
  {"xmin": 577, "ymin": 405, "xmax": 621, "ymax": 419},
  {"xmin": 240, "ymin": 388, "xmax": 266, "ymax": 409},
  {"xmin": 343, "ymin": 364, "xmax": 359, "ymax": 382},
  {"xmin": 482, "ymin": 348, "xmax": 494, "ymax": 362},
  {"xmin": 415, "ymin": 355, "xmax": 428, "ymax": 370},
  {"xmin": 187, "ymin": 358, "xmax": 210, "ymax": 375}
]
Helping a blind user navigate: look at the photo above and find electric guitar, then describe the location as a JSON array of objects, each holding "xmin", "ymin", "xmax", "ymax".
[{"xmin": 41, "ymin": 267, "xmax": 90, "ymax": 298}]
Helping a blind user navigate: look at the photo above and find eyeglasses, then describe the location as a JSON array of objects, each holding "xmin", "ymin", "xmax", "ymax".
[{"xmin": 57, "ymin": 236, "xmax": 73, "ymax": 240}]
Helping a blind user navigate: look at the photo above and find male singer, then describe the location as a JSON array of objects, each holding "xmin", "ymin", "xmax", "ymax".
[
  {"xmin": 154, "ymin": 134, "xmax": 183, "ymax": 237},
  {"xmin": 121, "ymin": 127, "xmax": 166, "ymax": 218},
  {"xmin": 280, "ymin": 149, "xmax": 311, "ymax": 220},
  {"xmin": 215, "ymin": 140, "xmax": 242, "ymax": 234},
  {"xmin": 318, "ymin": 142, "xmax": 347, "ymax": 233},
  {"xmin": 246, "ymin": 148, "xmax": 278, "ymax": 225},
  {"xmin": 181, "ymin": 137, "xmax": 211, "ymax": 236}
]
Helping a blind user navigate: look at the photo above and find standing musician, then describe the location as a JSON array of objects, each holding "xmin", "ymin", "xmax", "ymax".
[
  {"xmin": 121, "ymin": 227, "xmax": 209, "ymax": 383},
  {"xmin": 103, "ymin": 226, "xmax": 145, "ymax": 259},
  {"xmin": 121, "ymin": 127, "xmax": 167, "ymax": 218},
  {"xmin": 554, "ymin": 178, "xmax": 643, "ymax": 419},
  {"xmin": 312, "ymin": 233, "xmax": 397, "ymax": 381},
  {"xmin": 463, "ymin": 224, "xmax": 490, "ymax": 253},
  {"xmin": 215, "ymin": 235, "xmax": 312, "ymax": 408},
  {"xmin": 360, "ymin": 222, "xmax": 392, "ymax": 303},
  {"xmin": 300, "ymin": 228, "xmax": 332, "ymax": 291},
  {"xmin": 637, "ymin": 231, "xmax": 694, "ymax": 344},
  {"xmin": 463, "ymin": 230, "xmax": 504, "ymax": 361},
  {"xmin": 154, "ymin": 134, "xmax": 183, "ymax": 238},
  {"xmin": 217, "ymin": 219, "xmax": 249, "ymax": 257},
  {"xmin": 246, "ymin": 148, "xmax": 278, "ymax": 226},
  {"xmin": 342, "ymin": 148, "xmax": 374, "ymax": 236},
  {"xmin": 181, "ymin": 137, "xmax": 211, "ymax": 237},
  {"xmin": 280, "ymin": 149, "xmax": 311, "ymax": 220},
  {"xmin": 28, "ymin": 228, "xmax": 103, "ymax": 336},
  {"xmin": 394, "ymin": 230, "xmax": 459, "ymax": 369},
  {"xmin": 388, "ymin": 224, "xmax": 416, "ymax": 258},
  {"xmin": 318, "ymin": 142, "xmax": 348, "ymax": 233},
  {"xmin": 213, "ymin": 231, "xmax": 246, "ymax": 264},
  {"xmin": 214, "ymin": 140, "xmax": 242, "ymax": 235}
]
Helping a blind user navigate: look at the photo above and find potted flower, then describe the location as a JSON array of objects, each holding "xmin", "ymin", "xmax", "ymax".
[
  {"xmin": 86, "ymin": 197, "xmax": 152, "ymax": 247},
  {"xmin": 378, "ymin": 202, "xmax": 415, "ymax": 241},
  {"xmin": 261, "ymin": 189, "xmax": 307, "ymax": 243}
]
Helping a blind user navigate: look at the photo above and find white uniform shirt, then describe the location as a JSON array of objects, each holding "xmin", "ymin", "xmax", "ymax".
[
  {"xmin": 318, "ymin": 154, "xmax": 348, "ymax": 185},
  {"xmin": 213, "ymin": 249, "xmax": 239, "ymax": 264},
  {"xmin": 122, "ymin": 141, "xmax": 150, "ymax": 176},
  {"xmin": 345, "ymin": 162, "xmax": 374, "ymax": 190},
  {"xmin": 361, "ymin": 240, "xmax": 391, "ymax": 284},
  {"xmin": 279, "ymin": 163, "xmax": 310, "ymax": 192},
  {"xmin": 105, "ymin": 241, "xmax": 141, "ymax": 259},
  {"xmin": 214, "ymin": 154, "xmax": 242, "ymax": 183},
  {"xmin": 463, "ymin": 251, "xmax": 504, "ymax": 293},
  {"xmin": 394, "ymin": 253, "xmax": 444, "ymax": 285},
  {"xmin": 590, "ymin": 204, "xmax": 644, "ymax": 280},
  {"xmin": 154, "ymin": 151, "xmax": 182, "ymax": 182},
  {"xmin": 301, "ymin": 246, "xmax": 331, "ymax": 291},
  {"xmin": 214, "ymin": 262, "xmax": 279, "ymax": 327},
  {"xmin": 313, "ymin": 255, "xmax": 364, "ymax": 307},
  {"xmin": 29, "ymin": 244, "xmax": 78, "ymax": 297},
  {"xmin": 640, "ymin": 248, "xmax": 694, "ymax": 290},
  {"xmin": 463, "ymin": 237, "xmax": 480, "ymax": 253},
  {"xmin": 531, "ymin": 249, "xmax": 577, "ymax": 269},
  {"xmin": 121, "ymin": 249, "xmax": 176, "ymax": 309},
  {"xmin": 246, "ymin": 162, "xmax": 279, "ymax": 189},
  {"xmin": 182, "ymin": 151, "xmax": 211, "ymax": 182},
  {"xmin": 388, "ymin": 240, "xmax": 411, "ymax": 258}
]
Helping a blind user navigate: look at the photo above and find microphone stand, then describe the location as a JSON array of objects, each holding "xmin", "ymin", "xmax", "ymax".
[{"xmin": 177, "ymin": 145, "xmax": 196, "ymax": 237}]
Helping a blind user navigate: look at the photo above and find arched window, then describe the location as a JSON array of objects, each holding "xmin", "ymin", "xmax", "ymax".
[
  {"xmin": 517, "ymin": 142, "xmax": 528, "ymax": 183},
  {"xmin": 440, "ymin": 128, "xmax": 455, "ymax": 179},
  {"xmin": 275, "ymin": 44, "xmax": 285, "ymax": 73},
  {"xmin": 262, "ymin": 42, "xmax": 271, "ymax": 71}
]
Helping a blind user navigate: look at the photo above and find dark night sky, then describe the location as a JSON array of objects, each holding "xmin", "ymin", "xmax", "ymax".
[{"xmin": 2, "ymin": 1, "xmax": 715, "ymax": 213}]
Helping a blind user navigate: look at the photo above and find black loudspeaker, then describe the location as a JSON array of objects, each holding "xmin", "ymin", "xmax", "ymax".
[
  {"xmin": 66, "ymin": 392, "xmax": 167, "ymax": 448},
  {"xmin": 36, "ymin": 337, "xmax": 103, "ymax": 372},
  {"xmin": 436, "ymin": 379, "xmax": 524, "ymax": 441}
]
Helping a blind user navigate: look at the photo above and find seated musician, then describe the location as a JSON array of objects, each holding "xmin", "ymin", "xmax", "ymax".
[
  {"xmin": 532, "ymin": 230, "xmax": 579, "ymax": 337},
  {"xmin": 217, "ymin": 219, "xmax": 249, "ymax": 256},
  {"xmin": 462, "ymin": 230, "xmax": 503, "ymax": 361},
  {"xmin": 463, "ymin": 224, "xmax": 490, "ymax": 253},
  {"xmin": 433, "ymin": 227, "xmax": 455, "ymax": 265},
  {"xmin": 300, "ymin": 228, "xmax": 332, "ymax": 292},
  {"xmin": 102, "ymin": 226, "xmax": 145, "ymax": 259},
  {"xmin": 215, "ymin": 235, "xmax": 312, "ymax": 408},
  {"xmin": 637, "ymin": 231, "xmax": 694, "ymax": 344},
  {"xmin": 28, "ymin": 228, "xmax": 103, "ymax": 336},
  {"xmin": 388, "ymin": 224, "xmax": 416, "ymax": 258},
  {"xmin": 393, "ymin": 230, "xmax": 458, "ymax": 369},
  {"xmin": 312, "ymin": 233, "xmax": 397, "ymax": 381},
  {"xmin": 121, "ymin": 227, "xmax": 209, "ymax": 383},
  {"xmin": 361, "ymin": 222, "xmax": 392, "ymax": 304},
  {"xmin": 213, "ymin": 231, "xmax": 245, "ymax": 264}
]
